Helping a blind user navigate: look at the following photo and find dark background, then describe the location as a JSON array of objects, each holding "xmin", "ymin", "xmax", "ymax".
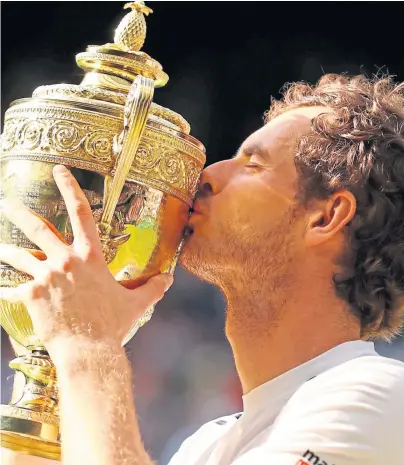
[
  {"xmin": 3, "ymin": 2, "xmax": 404, "ymax": 163},
  {"xmin": 2, "ymin": 2, "xmax": 404, "ymax": 464}
]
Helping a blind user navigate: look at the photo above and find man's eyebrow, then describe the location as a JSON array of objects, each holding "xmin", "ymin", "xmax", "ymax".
[{"xmin": 232, "ymin": 144, "xmax": 270, "ymax": 159}]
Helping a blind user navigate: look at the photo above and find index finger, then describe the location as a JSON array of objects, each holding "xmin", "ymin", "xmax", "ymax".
[{"xmin": 53, "ymin": 165, "xmax": 101, "ymax": 251}]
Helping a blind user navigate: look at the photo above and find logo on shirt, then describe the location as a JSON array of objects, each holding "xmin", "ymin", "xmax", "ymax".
[{"xmin": 296, "ymin": 449, "xmax": 335, "ymax": 465}]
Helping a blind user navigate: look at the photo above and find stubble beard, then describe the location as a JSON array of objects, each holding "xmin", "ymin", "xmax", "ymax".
[
  {"xmin": 179, "ymin": 206, "xmax": 300, "ymax": 332},
  {"xmin": 179, "ymin": 220, "xmax": 236, "ymax": 286}
]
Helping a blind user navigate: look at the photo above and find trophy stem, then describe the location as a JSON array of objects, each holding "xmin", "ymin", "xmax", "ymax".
[{"xmin": 0, "ymin": 350, "xmax": 61, "ymax": 460}]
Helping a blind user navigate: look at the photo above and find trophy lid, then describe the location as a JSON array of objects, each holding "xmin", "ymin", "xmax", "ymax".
[
  {"xmin": 29, "ymin": 1, "xmax": 191, "ymax": 134},
  {"xmin": 76, "ymin": 1, "xmax": 169, "ymax": 89}
]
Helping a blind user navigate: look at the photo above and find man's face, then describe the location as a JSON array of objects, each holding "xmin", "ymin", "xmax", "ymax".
[{"xmin": 180, "ymin": 107, "xmax": 324, "ymax": 290}]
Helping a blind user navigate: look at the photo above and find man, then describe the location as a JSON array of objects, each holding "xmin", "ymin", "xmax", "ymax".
[{"xmin": 1, "ymin": 74, "xmax": 404, "ymax": 465}]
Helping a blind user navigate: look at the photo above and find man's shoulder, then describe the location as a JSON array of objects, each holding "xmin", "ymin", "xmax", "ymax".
[
  {"xmin": 259, "ymin": 353, "xmax": 404, "ymax": 465},
  {"xmin": 289, "ymin": 352, "xmax": 404, "ymax": 411},
  {"xmin": 310, "ymin": 352, "xmax": 404, "ymax": 390},
  {"xmin": 277, "ymin": 352, "xmax": 404, "ymax": 444}
]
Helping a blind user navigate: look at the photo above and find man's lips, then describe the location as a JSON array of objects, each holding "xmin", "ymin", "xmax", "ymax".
[
  {"xmin": 189, "ymin": 202, "xmax": 204, "ymax": 215},
  {"xmin": 185, "ymin": 203, "xmax": 205, "ymax": 236}
]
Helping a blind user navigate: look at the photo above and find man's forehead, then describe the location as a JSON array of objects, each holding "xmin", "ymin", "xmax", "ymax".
[{"xmin": 241, "ymin": 106, "xmax": 328, "ymax": 155}]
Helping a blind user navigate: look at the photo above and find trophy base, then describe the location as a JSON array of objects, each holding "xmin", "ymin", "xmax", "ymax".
[{"xmin": 0, "ymin": 405, "xmax": 60, "ymax": 461}]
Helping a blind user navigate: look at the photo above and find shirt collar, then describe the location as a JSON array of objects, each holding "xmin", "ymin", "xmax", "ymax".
[{"xmin": 242, "ymin": 340, "xmax": 377, "ymax": 416}]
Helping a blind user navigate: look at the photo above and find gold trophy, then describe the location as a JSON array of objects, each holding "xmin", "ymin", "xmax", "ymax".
[{"xmin": 0, "ymin": 2, "xmax": 205, "ymax": 460}]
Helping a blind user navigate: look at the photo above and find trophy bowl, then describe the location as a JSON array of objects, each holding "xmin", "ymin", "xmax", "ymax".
[{"xmin": 0, "ymin": 2, "xmax": 205, "ymax": 460}]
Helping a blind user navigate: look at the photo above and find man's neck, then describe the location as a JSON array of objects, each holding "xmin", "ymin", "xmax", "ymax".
[{"xmin": 223, "ymin": 276, "xmax": 361, "ymax": 395}]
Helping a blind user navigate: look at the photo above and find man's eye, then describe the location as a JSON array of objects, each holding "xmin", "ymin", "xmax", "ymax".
[{"xmin": 244, "ymin": 163, "xmax": 261, "ymax": 169}]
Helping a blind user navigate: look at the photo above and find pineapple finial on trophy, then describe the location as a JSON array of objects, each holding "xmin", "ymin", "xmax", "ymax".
[{"xmin": 114, "ymin": 1, "xmax": 154, "ymax": 52}]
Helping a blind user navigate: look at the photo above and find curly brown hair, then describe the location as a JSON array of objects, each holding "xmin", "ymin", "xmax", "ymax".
[{"xmin": 265, "ymin": 74, "xmax": 404, "ymax": 341}]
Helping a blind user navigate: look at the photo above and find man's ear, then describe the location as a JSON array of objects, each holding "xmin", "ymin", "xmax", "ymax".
[{"xmin": 305, "ymin": 190, "xmax": 356, "ymax": 247}]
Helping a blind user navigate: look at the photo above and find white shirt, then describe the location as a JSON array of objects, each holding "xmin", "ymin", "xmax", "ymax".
[
  {"xmin": 2, "ymin": 341, "xmax": 404, "ymax": 465},
  {"xmin": 168, "ymin": 340, "xmax": 404, "ymax": 465}
]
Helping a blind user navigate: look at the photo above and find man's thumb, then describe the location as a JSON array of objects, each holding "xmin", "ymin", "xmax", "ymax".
[
  {"xmin": 129, "ymin": 273, "xmax": 173, "ymax": 310},
  {"xmin": 150, "ymin": 273, "xmax": 174, "ymax": 293}
]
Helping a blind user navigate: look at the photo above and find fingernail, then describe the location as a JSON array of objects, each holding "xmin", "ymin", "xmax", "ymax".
[
  {"xmin": 162, "ymin": 273, "xmax": 174, "ymax": 292},
  {"xmin": 53, "ymin": 165, "xmax": 69, "ymax": 175}
]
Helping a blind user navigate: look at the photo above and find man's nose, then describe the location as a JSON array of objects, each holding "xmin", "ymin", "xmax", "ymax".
[{"xmin": 196, "ymin": 159, "xmax": 235, "ymax": 197}]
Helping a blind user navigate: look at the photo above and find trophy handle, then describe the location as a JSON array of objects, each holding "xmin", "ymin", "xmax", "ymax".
[{"xmin": 97, "ymin": 75, "xmax": 154, "ymax": 256}]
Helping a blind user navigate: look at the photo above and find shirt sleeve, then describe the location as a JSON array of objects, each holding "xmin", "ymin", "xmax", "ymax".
[{"xmin": 231, "ymin": 357, "xmax": 404, "ymax": 465}]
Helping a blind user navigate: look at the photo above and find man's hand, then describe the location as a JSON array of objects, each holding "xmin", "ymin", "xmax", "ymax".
[
  {"xmin": 0, "ymin": 164, "xmax": 173, "ymax": 354},
  {"xmin": 0, "ymin": 165, "xmax": 173, "ymax": 465}
]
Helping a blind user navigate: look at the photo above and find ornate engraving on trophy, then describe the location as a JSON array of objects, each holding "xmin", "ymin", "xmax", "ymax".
[
  {"xmin": 129, "ymin": 138, "xmax": 202, "ymax": 205},
  {"xmin": 0, "ymin": 177, "xmax": 61, "ymax": 250},
  {"xmin": 3, "ymin": 115, "xmax": 116, "ymax": 163}
]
